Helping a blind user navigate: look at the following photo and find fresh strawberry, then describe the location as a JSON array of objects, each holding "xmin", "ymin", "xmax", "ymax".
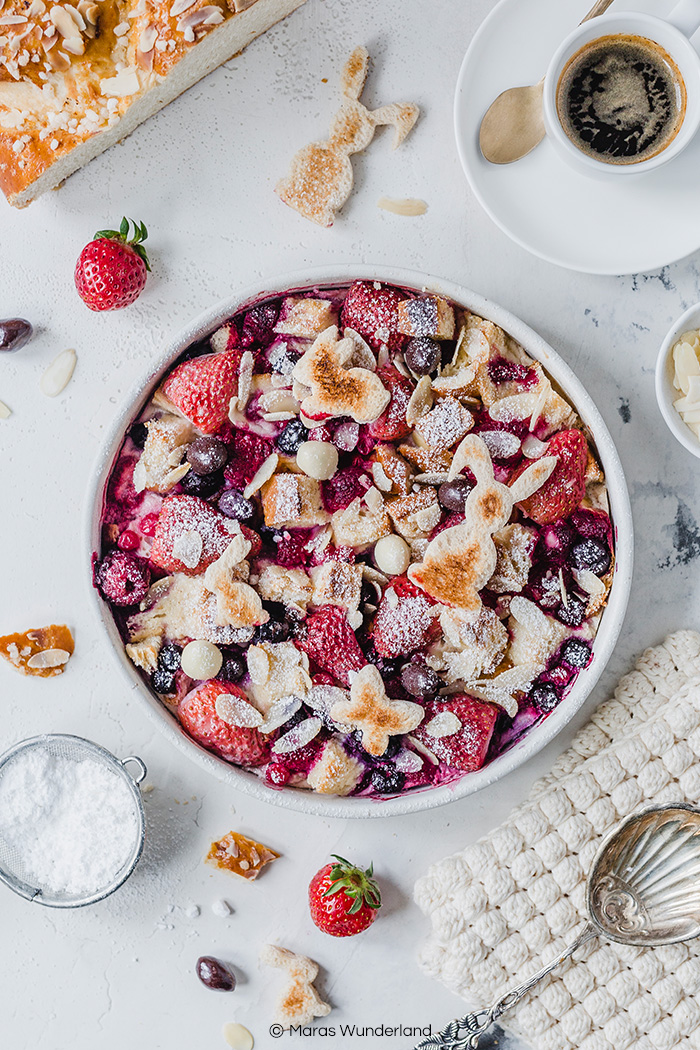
[
  {"xmin": 308, "ymin": 855, "xmax": 381, "ymax": 937},
  {"xmin": 511, "ymin": 429, "xmax": 587, "ymax": 525},
  {"xmin": 74, "ymin": 217, "xmax": 150, "ymax": 311},
  {"xmin": 161, "ymin": 349, "xmax": 239, "ymax": 435},
  {"xmin": 368, "ymin": 366, "xmax": 413, "ymax": 441},
  {"xmin": 224, "ymin": 429, "xmax": 274, "ymax": 488},
  {"xmin": 413, "ymin": 695, "xmax": 499, "ymax": 772},
  {"xmin": 148, "ymin": 495, "xmax": 260, "ymax": 576},
  {"xmin": 294, "ymin": 606, "xmax": 366, "ymax": 685},
  {"xmin": 321, "ymin": 466, "xmax": 367, "ymax": 513},
  {"xmin": 341, "ymin": 281, "xmax": 407, "ymax": 352},
  {"xmin": 372, "ymin": 576, "xmax": 439, "ymax": 659},
  {"xmin": 178, "ymin": 681, "xmax": 271, "ymax": 766}
]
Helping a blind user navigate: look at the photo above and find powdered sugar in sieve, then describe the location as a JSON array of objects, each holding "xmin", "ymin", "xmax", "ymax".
[{"xmin": 0, "ymin": 734, "xmax": 146, "ymax": 907}]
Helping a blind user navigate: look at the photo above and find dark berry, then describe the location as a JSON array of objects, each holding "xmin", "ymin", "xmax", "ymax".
[
  {"xmin": 401, "ymin": 661, "xmax": 439, "ymax": 699},
  {"xmin": 158, "ymin": 644, "xmax": 182, "ymax": 672},
  {"xmin": 117, "ymin": 529, "xmax": 139, "ymax": 552},
  {"xmin": 180, "ymin": 469, "xmax": 224, "ymax": 498},
  {"xmin": 218, "ymin": 653, "xmax": 246, "ymax": 682},
  {"xmin": 95, "ymin": 549, "xmax": 151, "ymax": 606},
  {"xmin": 370, "ymin": 766, "xmax": 405, "ymax": 794},
  {"xmin": 561, "ymin": 639, "xmax": 592, "ymax": 668},
  {"xmin": 253, "ymin": 619, "xmax": 291, "ymax": 644},
  {"xmin": 186, "ymin": 436, "xmax": 228, "ymax": 475},
  {"xmin": 438, "ymin": 477, "xmax": 473, "ymax": 512},
  {"xmin": 151, "ymin": 667, "xmax": 176, "ymax": 694},
  {"xmin": 556, "ymin": 595, "xmax": 587, "ymax": 627},
  {"xmin": 195, "ymin": 956, "xmax": 236, "ymax": 992},
  {"xmin": 405, "ymin": 336, "xmax": 441, "ymax": 376},
  {"xmin": 128, "ymin": 421, "xmax": 148, "ymax": 448},
  {"xmin": 276, "ymin": 418, "xmax": 309, "ymax": 455},
  {"xmin": 0, "ymin": 318, "xmax": 33, "ymax": 352},
  {"xmin": 529, "ymin": 682, "xmax": 559, "ymax": 713},
  {"xmin": 241, "ymin": 302, "xmax": 279, "ymax": 348},
  {"xmin": 217, "ymin": 489, "xmax": 256, "ymax": 522},
  {"xmin": 570, "ymin": 537, "xmax": 611, "ymax": 576}
]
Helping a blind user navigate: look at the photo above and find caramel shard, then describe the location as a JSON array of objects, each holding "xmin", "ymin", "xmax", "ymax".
[
  {"xmin": 260, "ymin": 944, "xmax": 331, "ymax": 1028},
  {"xmin": 206, "ymin": 831, "xmax": 280, "ymax": 880},
  {"xmin": 0, "ymin": 624, "xmax": 74, "ymax": 678}
]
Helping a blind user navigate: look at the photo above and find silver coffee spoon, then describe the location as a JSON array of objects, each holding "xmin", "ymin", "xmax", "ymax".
[
  {"xmin": 479, "ymin": 0, "xmax": 616, "ymax": 164},
  {"xmin": 415, "ymin": 803, "xmax": 700, "ymax": 1049}
]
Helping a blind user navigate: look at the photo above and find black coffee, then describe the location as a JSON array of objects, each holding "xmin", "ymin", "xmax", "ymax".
[{"xmin": 556, "ymin": 34, "xmax": 686, "ymax": 164}]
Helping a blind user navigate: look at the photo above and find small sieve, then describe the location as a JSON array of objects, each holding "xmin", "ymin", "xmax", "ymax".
[{"xmin": 0, "ymin": 733, "xmax": 147, "ymax": 908}]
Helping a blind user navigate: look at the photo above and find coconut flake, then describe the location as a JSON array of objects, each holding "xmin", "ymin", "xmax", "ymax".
[
  {"xmin": 272, "ymin": 716, "xmax": 322, "ymax": 754},
  {"xmin": 40, "ymin": 348, "xmax": 76, "ymax": 397}
]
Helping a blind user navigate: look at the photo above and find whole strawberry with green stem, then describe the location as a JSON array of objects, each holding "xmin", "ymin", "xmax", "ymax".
[
  {"xmin": 75, "ymin": 217, "xmax": 150, "ymax": 311},
  {"xmin": 308, "ymin": 855, "xmax": 381, "ymax": 937}
]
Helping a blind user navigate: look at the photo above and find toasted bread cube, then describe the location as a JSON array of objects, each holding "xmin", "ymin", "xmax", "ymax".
[
  {"xmin": 374, "ymin": 444, "xmax": 413, "ymax": 495},
  {"xmin": 413, "ymin": 396, "xmax": 473, "ymax": 450},
  {"xmin": 489, "ymin": 524, "xmax": 537, "ymax": 594},
  {"xmin": 398, "ymin": 443, "xmax": 453, "ymax": 473},
  {"xmin": 262, "ymin": 474, "xmax": 329, "ymax": 529},
  {"xmin": 331, "ymin": 497, "xmax": 391, "ymax": 551},
  {"xmin": 310, "ymin": 562, "xmax": 363, "ymax": 610},
  {"xmin": 307, "ymin": 739, "xmax": 364, "ymax": 795},
  {"xmin": 258, "ymin": 565, "xmax": 313, "ymax": 611},
  {"xmin": 274, "ymin": 297, "xmax": 338, "ymax": 338},
  {"xmin": 387, "ymin": 488, "xmax": 441, "ymax": 541},
  {"xmin": 397, "ymin": 295, "xmax": 455, "ymax": 340}
]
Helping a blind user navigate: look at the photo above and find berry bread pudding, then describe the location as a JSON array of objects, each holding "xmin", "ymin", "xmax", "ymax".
[{"xmin": 95, "ymin": 280, "xmax": 615, "ymax": 799}]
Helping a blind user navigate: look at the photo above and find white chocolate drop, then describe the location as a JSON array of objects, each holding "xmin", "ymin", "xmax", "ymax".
[
  {"xmin": 374, "ymin": 534, "xmax": 410, "ymax": 575},
  {"xmin": 296, "ymin": 440, "xmax": 339, "ymax": 480},
  {"xmin": 180, "ymin": 639, "xmax": 223, "ymax": 680}
]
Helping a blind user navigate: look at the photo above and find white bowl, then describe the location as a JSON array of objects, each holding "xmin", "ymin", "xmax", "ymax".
[
  {"xmin": 87, "ymin": 266, "xmax": 634, "ymax": 819},
  {"xmin": 655, "ymin": 301, "xmax": 700, "ymax": 459}
]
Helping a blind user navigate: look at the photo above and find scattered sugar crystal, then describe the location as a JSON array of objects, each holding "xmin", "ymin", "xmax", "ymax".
[
  {"xmin": 0, "ymin": 747, "xmax": 138, "ymax": 896},
  {"xmin": 212, "ymin": 898, "xmax": 232, "ymax": 918},
  {"xmin": 184, "ymin": 903, "xmax": 200, "ymax": 919}
]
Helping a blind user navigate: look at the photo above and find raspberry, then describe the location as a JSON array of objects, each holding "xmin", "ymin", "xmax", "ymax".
[
  {"xmin": 178, "ymin": 681, "xmax": 272, "ymax": 766},
  {"xmin": 295, "ymin": 606, "xmax": 366, "ymax": 685},
  {"xmin": 275, "ymin": 529, "xmax": 311, "ymax": 568},
  {"xmin": 372, "ymin": 576, "xmax": 439, "ymax": 659},
  {"xmin": 95, "ymin": 549, "xmax": 151, "ymax": 606},
  {"xmin": 241, "ymin": 302, "xmax": 279, "ymax": 349},
  {"xmin": 341, "ymin": 281, "xmax": 407, "ymax": 353},
  {"xmin": 321, "ymin": 467, "xmax": 367, "ymax": 513},
  {"xmin": 224, "ymin": 429, "xmax": 273, "ymax": 488},
  {"xmin": 368, "ymin": 367, "xmax": 413, "ymax": 441}
]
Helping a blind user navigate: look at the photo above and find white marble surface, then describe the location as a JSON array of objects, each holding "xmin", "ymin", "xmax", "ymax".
[{"xmin": 2, "ymin": 0, "xmax": 700, "ymax": 1047}]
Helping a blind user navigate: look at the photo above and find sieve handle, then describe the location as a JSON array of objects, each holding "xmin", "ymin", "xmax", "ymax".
[{"xmin": 121, "ymin": 755, "xmax": 147, "ymax": 784}]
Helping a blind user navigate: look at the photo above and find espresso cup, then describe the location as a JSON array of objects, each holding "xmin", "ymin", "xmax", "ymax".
[{"xmin": 542, "ymin": 3, "xmax": 700, "ymax": 178}]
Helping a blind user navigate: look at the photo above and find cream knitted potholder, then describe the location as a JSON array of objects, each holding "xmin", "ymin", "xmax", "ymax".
[{"xmin": 415, "ymin": 631, "xmax": 700, "ymax": 1050}]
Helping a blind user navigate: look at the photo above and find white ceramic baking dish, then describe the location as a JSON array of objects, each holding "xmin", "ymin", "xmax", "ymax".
[{"xmin": 86, "ymin": 266, "xmax": 634, "ymax": 818}]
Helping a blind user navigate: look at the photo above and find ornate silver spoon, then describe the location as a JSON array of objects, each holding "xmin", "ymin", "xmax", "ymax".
[{"xmin": 415, "ymin": 803, "xmax": 700, "ymax": 1049}]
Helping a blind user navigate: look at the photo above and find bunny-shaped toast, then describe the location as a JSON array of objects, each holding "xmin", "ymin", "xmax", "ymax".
[
  {"xmin": 276, "ymin": 47, "xmax": 419, "ymax": 227},
  {"xmin": 408, "ymin": 435, "xmax": 557, "ymax": 618}
]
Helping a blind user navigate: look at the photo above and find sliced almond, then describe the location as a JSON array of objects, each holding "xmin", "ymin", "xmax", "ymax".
[
  {"xmin": 405, "ymin": 375, "xmax": 433, "ymax": 426},
  {"xmin": 40, "ymin": 349, "xmax": 76, "ymax": 397},
  {"xmin": 26, "ymin": 648, "xmax": 70, "ymax": 669},
  {"xmin": 0, "ymin": 400, "xmax": 11, "ymax": 420},
  {"xmin": 243, "ymin": 452, "xmax": 278, "ymax": 500}
]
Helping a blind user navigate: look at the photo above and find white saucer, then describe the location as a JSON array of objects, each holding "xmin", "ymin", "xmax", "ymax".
[{"xmin": 455, "ymin": 0, "xmax": 700, "ymax": 275}]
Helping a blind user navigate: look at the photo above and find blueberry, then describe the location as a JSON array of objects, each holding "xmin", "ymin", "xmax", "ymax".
[
  {"xmin": 0, "ymin": 318, "xmax": 33, "ymax": 352},
  {"xmin": 181, "ymin": 469, "xmax": 224, "ymax": 498},
  {"xmin": 405, "ymin": 337, "xmax": 441, "ymax": 376},
  {"xmin": 253, "ymin": 619, "xmax": 291, "ymax": 644},
  {"xmin": 276, "ymin": 418, "xmax": 309, "ymax": 455},
  {"xmin": 128, "ymin": 422, "xmax": 148, "ymax": 449},
  {"xmin": 158, "ymin": 644, "xmax": 182, "ymax": 672},
  {"xmin": 556, "ymin": 595, "xmax": 587, "ymax": 627},
  {"xmin": 151, "ymin": 667, "xmax": 176, "ymax": 694},
  {"xmin": 529, "ymin": 682, "xmax": 559, "ymax": 713},
  {"xmin": 438, "ymin": 477, "xmax": 473, "ymax": 512},
  {"xmin": 561, "ymin": 639, "xmax": 592, "ymax": 668},
  {"xmin": 217, "ymin": 489, "xmax": 256, "ymax": 522},
  {"xmin": 371, "ymin": 766, "xmax": 405, "ymax": 794},
  {"xmin": 217, "ymin": 653, "xmax": 246, "ymax": 682},
  {"xmin": 570, "ymin": 537, "xmax": 611, "ymax": 576},
  {"xmin": 186, "ymin": 436, "xmax": 228, "ymax": 475},
  {"xmin": 401, "ymin": 661, "xmax": 439, "ymax": 699}
]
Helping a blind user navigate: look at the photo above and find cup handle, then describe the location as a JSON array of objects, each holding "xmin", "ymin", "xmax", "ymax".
[{"xmin": 666, "ymin": 0, "xmax": 700, "ymax": 37}]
